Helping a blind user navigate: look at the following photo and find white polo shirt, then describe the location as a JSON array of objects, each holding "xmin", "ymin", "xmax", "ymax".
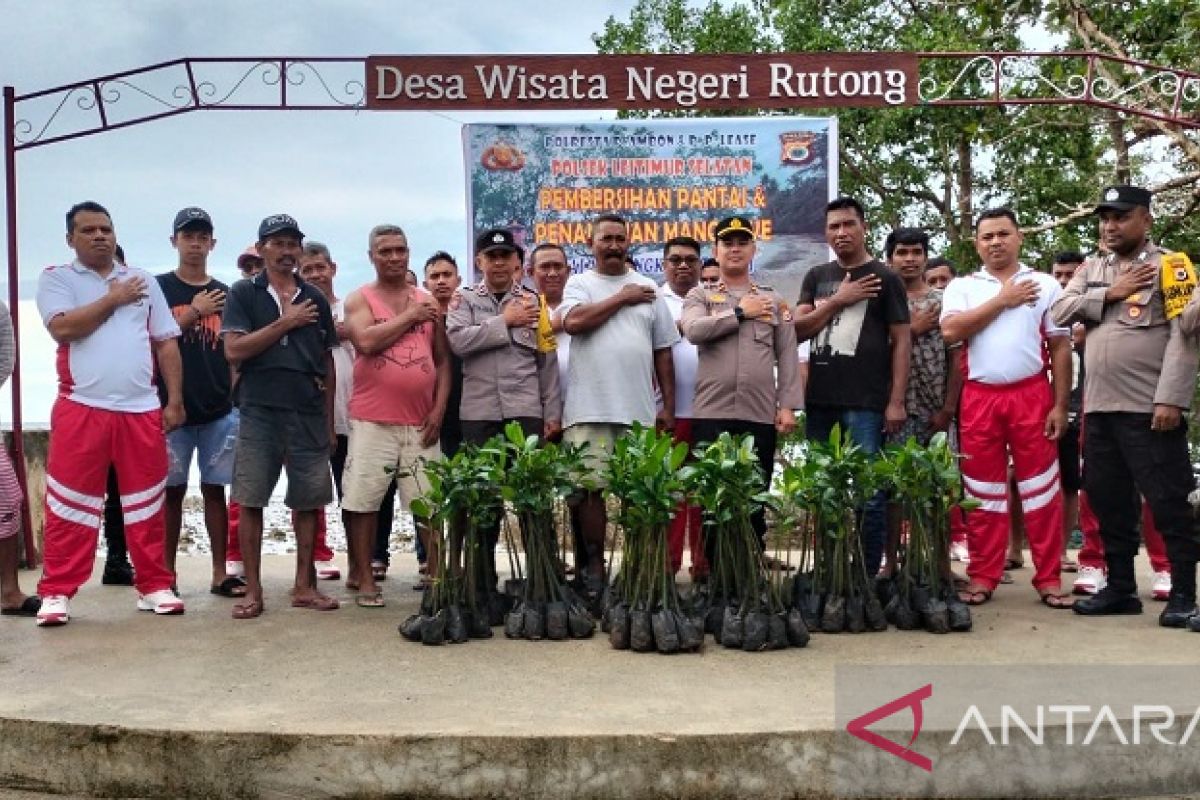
[
  {"xmin": 941, "ymin": 266, "xmax": 1067, "ymax": 385},
  {"xmin": 659, "ymin": 284, "xmax": 699, "ymax": 419},
  {"xmin": 37, "ymin": 260, "xmax": 180, "ymax": 413}
]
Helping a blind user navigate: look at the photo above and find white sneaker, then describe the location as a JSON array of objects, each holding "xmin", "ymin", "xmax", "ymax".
[
  {"xmin": 950, "ymin": 542, "xmax": 970, "ymax": 563},
  {"xmin": 1152, "ymin": 570, "xmax": 1172, "ymax": 601},
  {"xmin": 137, "ymin": 589, "xmax": 186, "ymax": 615},
  {"xmin": 1073, "ymin": 565, "xmax": 1107, "ymax": 596},
  {"xmin": 225, "ymin": 560, "xmax": 245, "ymax": 578},
  {"xmin": 316, "ymin": 561, "xmax": 341, "ymax": 581},
  {"xmin": 36, "ymin": 594, "xmax": 70, "ymax": 627}
]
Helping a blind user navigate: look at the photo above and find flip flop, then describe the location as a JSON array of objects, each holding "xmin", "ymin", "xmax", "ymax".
[
  {"xmin": 291, "ymin": 593, "xmax": 339, "ymax": 611},
  {"xmin": 957, "ymin": 587, "xmax": 993, "ymax": 606},
  {"xmin": 355, "ymin": 592, "xmax": 386, "ymax": 608},
  {"xmin": 1, "ymin": 596, "xmax": 41, "ymax": 616},
  {"xmin": 210, "ymin": 576, "xmax": 248, "ymax": 598},
  {"xmin": 232, "ymin": 599, "xmax": 263, "ymax": 619},
  {"xmin": 1039, "ymin": 592, "xmax": 1075, "ymax": 610}
]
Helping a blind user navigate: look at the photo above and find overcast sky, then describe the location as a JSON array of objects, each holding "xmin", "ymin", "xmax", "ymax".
[{"xmin": 1, "ymin": 0, "xmax": 637, "ymax": 425}]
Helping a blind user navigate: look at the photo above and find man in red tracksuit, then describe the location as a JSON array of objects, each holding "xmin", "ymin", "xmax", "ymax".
[
  {"xmin": 940, "ymin": 208, "xmax": 1073, "ymax": 609},
  {"xmin": 34, "ymin": 201, "xmax": 186, "ymax": 626}
]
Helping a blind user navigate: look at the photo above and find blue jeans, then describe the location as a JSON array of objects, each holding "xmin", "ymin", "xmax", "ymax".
[
  {"xmin": 805, "ymin": 405, "xmax": 887, "ymax": 577},
  {"xmin": 166, "ymin": 409, "xmax": 239, "ymax": 487}
]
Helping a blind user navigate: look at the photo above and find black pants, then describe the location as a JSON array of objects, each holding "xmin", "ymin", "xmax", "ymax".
[
  {"xmin": 692, "ymin": 418, "xmax": 777, "ymax": 568},
  {"xmin": 329, "ymin": 434, "xmax": 398, "ymax": 565},
  {"xmin": 1084, "ymin": 412, "xmax": 1199, "ymax": 594},
  {"xmin": 103, "ymin": 466, "xmax": 126, "ymax": 562},
  {"xmin": 462, "ymin": 417, "xmax": 542, "ymax": 590}
]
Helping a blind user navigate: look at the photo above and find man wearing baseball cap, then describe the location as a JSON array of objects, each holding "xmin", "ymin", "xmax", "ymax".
[
  {"xmin": 237, "ymin": 245, "xmax": 264, "ymax": 278},
  {"xmin": 683, "ymin": 217, "xmax": 802, "ymax": 561},
  {"xmin": 447, "ymin": 227, "xmax": 561, "ymax": 592},
  {"xmin": 1053, "ymin": 185, "xmax": 1200, "ymax": 628},
  {"xmin": 157, "ymin": 208, "xmax": 243, "ymax": 599},
  {"xmin": 221, "ymin": 213, "xmax": 340, "ymax": 618}
]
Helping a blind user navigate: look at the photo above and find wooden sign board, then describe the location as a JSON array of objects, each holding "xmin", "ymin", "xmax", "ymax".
[{"xmin": 365, "ymin": 53, "xmax": 918, "ymax": 111}]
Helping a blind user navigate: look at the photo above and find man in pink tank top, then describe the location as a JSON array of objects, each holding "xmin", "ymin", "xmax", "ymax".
[{"xmin": 341, "ymin": 224, "xmax": 452, "ymax": 607}]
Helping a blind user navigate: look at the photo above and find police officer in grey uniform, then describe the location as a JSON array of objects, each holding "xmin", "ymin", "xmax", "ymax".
[
  {"xmin": 681, "ymin": 215, "xmax": 804, "ymax": 563},
  {"xmin": 447, "ymin": 228, "xmax": 562, "ymax": 588},
  {"xmin": 1051, "ymin": 185, "xmax": 1200, "ymax": 627}
]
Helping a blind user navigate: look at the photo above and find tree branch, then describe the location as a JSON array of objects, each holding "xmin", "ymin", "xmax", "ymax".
[
  {"xmin": 1021, "ymin": 172, "xmax": 1200, "ymax": 235},
  {"xmin": 1066, "ymin": 1, "xmax": 1200, "ymax": 166}
]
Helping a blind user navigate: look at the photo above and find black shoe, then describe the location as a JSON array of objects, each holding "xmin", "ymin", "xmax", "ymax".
[
  {"xmin": 1158, "ymin": 590, "xmax": 1199, "ymax": 628},
  {"xmin": 101, "ymin": 559, "xmax": 134, "ymax": 586},
  {"xmin": 1073, "ymin": 587, "xmax": 1143, "ymax": 616}
]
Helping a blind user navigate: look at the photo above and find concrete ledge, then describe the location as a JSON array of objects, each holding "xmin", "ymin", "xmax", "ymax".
[
  {"xmin": 2, "ymin": 554, "xmax": 1197, "ymax": 799},
  {"xmin": 0, "ymin": 721, "xmax": 844, "ymax": 800}
]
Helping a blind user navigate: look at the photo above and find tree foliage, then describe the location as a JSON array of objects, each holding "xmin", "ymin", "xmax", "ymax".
[{"xmin": 594, "ymin": 0, "xmax": 1200, "ymax": 269}]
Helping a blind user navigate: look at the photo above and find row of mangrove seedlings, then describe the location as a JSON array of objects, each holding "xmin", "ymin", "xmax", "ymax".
[{"xmin": 400, "ymin": 421, "xmax": 975, "ymax": 650}]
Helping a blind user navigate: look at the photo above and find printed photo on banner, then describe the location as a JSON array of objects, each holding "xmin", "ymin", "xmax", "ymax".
[{"xmin": 463, "ymin": 117, "xmax": 838, "ymax": 303}]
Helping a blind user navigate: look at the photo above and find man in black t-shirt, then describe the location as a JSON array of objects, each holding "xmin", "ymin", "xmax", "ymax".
[
  {"xmin": 794, "ymin": 196, "xmax": 911, "ymax": 576},
  {"xmin": 221, "ymin": 213, "xmax": 340, "ymax": 619},
  {"xmin": 156, "ymin": 208, "xmax": 243, "ymax": 598}
]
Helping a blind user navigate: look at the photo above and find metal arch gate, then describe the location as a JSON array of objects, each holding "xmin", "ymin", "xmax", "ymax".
[{"xmin": 5, "ymin": 51, "xmax": 1200, "ymax": 562}]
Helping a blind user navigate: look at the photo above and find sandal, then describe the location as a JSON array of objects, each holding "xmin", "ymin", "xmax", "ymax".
[
  {"xmin": 957, "ymin": 585, "xmax": 993, "ymax": 606},
  {"xmin": 231, "ymin": 599, "xmax": 263, "ymax": 619},
  {"xmin": 210, "ymin": 576, "xmax": 248, "ymax": 598},
  {"xmin": 371, "ymin": 560, "xmax": 388, "ymax": 581},
  {"xmin": 291, "ymin": 593, "xmax": 340, "ymax": 611},
  {"xmin": 355, "ymin": 592, "xmax": 386, "ymax": 608},
  {"xmin": 1039, "ymin": 591, "xmax": 1074, "ymax": 610},
  {"xmin": 1, "ymin": 596, "xmax": 41, "ymax": 616}
]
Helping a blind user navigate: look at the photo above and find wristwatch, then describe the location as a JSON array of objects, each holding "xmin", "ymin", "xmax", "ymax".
[{"xmin": 733, "ymin": 306, "xmax": 745, "ymax": 323}]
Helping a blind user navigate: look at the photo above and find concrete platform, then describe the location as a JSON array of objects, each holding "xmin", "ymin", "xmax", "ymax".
[{"xmin": 0, "ymin": 553, "xmax": 1197, "ymax": 798}]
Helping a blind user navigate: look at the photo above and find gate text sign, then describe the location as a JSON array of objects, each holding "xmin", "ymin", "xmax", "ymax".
[{"xmin": 366, "ymin": 54, "xmax": 918, "ymax": 111}]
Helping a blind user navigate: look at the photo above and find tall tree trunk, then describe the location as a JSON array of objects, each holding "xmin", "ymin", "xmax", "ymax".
[
  {"xmin": 1107, "ymin": 113, "xmax": 1130, "ymax": 183},
  {"xmin": 956, "ymin": 132, "xmax": 974, "ymax": 244}
]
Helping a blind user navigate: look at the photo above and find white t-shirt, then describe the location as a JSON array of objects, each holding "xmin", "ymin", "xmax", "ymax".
[
  {"xmin": 330, "ymin": 298, "xmax": 354, "ymax": 436},
  {"xmin": 559, "ymin": 269, "xmax": 680, "ymax": 427},
  {"xmin": 658, "ymin": 284, "xmax": 699, "ymax": 419},
  {"xmin": 941, "ymin": 266, "xmax": 1068, "ymax": 385},
  {"xmin": 37, "ymin": 260, "xmax": 180, "ymax": 413}
]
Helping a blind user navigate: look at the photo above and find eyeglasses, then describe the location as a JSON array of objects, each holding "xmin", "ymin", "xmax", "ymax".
[{"xmin": 665, "ymin": 256, "xmax": 701, "ymax": 266}]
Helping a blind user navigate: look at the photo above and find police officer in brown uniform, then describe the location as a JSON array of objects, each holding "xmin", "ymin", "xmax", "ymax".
[
  {"xmin": 681, "ymin": 215, "xmax": 804, "ymax": 562},
  {"xmin": 1051, "ymin": 185, "xmax": 1200, "ymax": 627},
  {"xmin": 447, "ymin": 228, "xmax": 563, "ymax": 587}
]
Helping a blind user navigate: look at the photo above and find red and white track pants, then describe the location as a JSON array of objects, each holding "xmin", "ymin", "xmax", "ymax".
[
  {"xmin": 959, "ymin": 375, "xmax": 1064, "ymax": 593},
  {"xmin": 38, "ymin": 398, "xmax": 174, "ymax": 597}
]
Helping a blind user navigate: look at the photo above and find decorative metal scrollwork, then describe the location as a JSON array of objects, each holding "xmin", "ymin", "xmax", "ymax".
[
  {"xmin": 10, "ymin": 58, "xmax": 367, "ymax": 150},
  {"xmin": 919, "ymin": 52, "xmax": 1200, "ymax": 127}
]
